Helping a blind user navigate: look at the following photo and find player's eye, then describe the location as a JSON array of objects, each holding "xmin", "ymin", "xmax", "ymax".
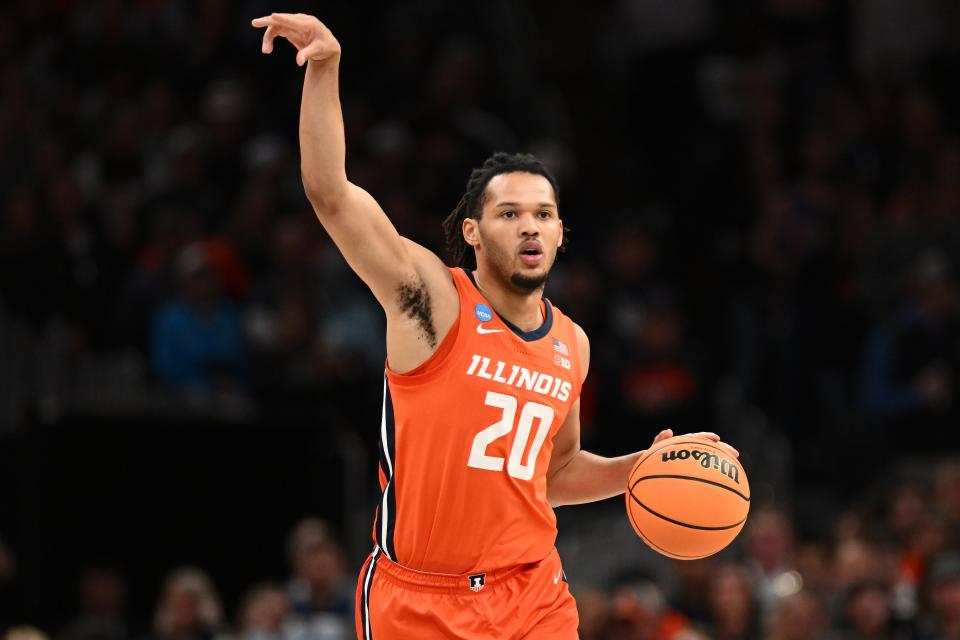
[
  {"xmin": 538, "ymin": 211, "xmax": 552, "ymax": 219},
  {"xmin": 501, "ymin": 211, "xmax": 515, "ymax": 218}
]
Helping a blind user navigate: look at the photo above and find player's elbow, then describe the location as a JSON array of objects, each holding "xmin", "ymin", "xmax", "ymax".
[{"xmin": 301, "ymin": 170, "xmax": 349, "ymax": 214}]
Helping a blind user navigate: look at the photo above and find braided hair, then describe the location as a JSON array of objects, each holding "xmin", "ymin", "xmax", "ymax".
[{"xmin": 441, "ymin": 152, "xmax": 568, "ymax": 269}]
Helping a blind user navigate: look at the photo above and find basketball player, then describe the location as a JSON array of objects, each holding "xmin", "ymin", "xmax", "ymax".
[{"xmin": 252, "ymin": 13, "xmax": 739, "ymax": 639}]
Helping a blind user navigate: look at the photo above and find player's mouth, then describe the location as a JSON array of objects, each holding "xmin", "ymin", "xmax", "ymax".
[{"xmin": 518, "ymin": 241, "xmax": 543, "ymax": 267}]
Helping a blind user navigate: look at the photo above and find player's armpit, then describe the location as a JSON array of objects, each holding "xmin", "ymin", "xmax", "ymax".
[{"xmin": 383, "ymin": 239, "xmax": 460, "ymax": 373}]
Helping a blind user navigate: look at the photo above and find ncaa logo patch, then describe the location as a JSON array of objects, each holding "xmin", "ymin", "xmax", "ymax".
[
  {"xmin": 468, "ymin": 573, "xmax": 486, "ymax": 592},
  {"xmin": 474, "ymin": 304, "xmax": 493, "ymax": 323}
]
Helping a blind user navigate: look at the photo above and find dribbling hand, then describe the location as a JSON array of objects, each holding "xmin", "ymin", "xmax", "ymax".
[
  {"xmin": 650, "ymin": 429, "xmax": 739, "ymax": 459},
  {"xmin": 251, "ymin": 13, "xmax": 340, "ymax": 66}
]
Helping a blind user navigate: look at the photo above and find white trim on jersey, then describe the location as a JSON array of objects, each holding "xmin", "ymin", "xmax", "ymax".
[
  {"xmin": 379, "ymin": 376, "xmax": 394, "ymax": 560},
  {"xmin": 362, "ymin": 546, "xmax": 380, "ymax": 640}
]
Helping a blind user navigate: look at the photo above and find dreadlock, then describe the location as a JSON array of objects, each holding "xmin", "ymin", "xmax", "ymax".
[{"xmin": 441, "ymin": 152, "xmax": 569, "ymax": 269}]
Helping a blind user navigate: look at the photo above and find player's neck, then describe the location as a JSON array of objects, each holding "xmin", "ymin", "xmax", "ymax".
[{"xmin": 472, "ymin": 267, "xmax": 544, "ymax": 332}]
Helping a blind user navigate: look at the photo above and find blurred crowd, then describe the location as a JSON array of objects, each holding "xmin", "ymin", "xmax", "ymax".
[
  {"xmin": 2, "ymin": 0, "xmax": 960, "ymax": 635},
  {"xmin": 2, "ymin": 1, "xmax": 959, "ymax": 442},
  {"xmin": 3, "ymin": 460, "xmax": 960, "ymax": 639},
  {"xmin": 574, "ymin": 458, "xmax": 960, "ymax": 640},
  {"xmin": 1, "ymin": 518, "xmax": 357, "ymax": 640}
]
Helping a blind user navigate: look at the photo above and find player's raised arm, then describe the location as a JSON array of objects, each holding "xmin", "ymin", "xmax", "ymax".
[{"xmin": 250, "ymin": 14, "xmax": 452, "ymax": 317}]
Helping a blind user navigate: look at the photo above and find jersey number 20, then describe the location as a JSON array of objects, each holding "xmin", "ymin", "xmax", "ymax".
[{"xmin": 467, "ymin": 391, "xmax": 555, "ymax": 481}]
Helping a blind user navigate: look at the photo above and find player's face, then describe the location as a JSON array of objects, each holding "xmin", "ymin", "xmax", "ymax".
[{"xmin": 464, "ymin": 172, "xmax": 563, "ymax": 294}]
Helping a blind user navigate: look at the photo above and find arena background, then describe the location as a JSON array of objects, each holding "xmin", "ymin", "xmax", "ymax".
[{"xmin": 2, "ymin": 1, "xmax": 960, "ymax": 638}]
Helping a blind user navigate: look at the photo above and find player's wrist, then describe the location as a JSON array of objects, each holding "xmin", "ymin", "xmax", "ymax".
[
  {"xmin": 623, "ymin": 450, "xmax": 644, "ymax": 474},
  {"xmin": 305, "ymin": 52, "xmax": 341, "ymax": 72}
]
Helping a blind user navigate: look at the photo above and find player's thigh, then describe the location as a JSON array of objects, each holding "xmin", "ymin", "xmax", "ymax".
[
  {"xmin": 356, "ymin": 563, "xmax": 494, "ymax": 639},
  {"xmin": 520, "ymin": 593, "xmax": 579, "ymax": 640},
  {"xmin": 369, "ymin": 586, "xmax": 494, "ymax": 639},
  {"xmin": 354, "ymin": 554, "xmax": 374, "ymax": 639}
]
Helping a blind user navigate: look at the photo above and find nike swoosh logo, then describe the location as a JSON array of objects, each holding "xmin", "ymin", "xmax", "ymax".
[
  {"xmin": 553, "ymin": 569, "xmax": 563, "ymax": 584},
  {"xmin": 476, "ymin": 324, "xmax": 505, "ymax": 334}
]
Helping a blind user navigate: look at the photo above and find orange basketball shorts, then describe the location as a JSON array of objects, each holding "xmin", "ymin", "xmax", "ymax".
[{"xmin": 354, "ymin": 546, "xmax": 579, "ymax": 639}]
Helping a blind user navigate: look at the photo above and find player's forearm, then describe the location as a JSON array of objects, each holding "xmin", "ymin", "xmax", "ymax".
[
  {"xmin": 299, "ymin": 58, "xmax": 349, "ymax": 210},
  {"xmin": 547, "ymin": 449, "xmax": 643, "ymax": 507}
]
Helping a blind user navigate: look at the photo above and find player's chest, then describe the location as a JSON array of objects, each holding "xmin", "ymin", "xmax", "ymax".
[
  {"xmin": 454, "ymin": 335, "xmax": 577, "ymax": 421},
  {"xmin": 452, "ymin": 345, "xmax": 576, "ymax": 480}
]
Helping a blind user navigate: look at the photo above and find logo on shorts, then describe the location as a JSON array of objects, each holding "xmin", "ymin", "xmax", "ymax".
[{"xmin": 468, "ymin": 573, "xmax": 486, "ymax": 592}]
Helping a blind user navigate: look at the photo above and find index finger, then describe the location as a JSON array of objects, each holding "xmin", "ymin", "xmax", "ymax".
[
  {"xmin": 685, "ymin": 432, "xmax": 720, "ymax": 441},
  {"xmin": 720, "ymin": 442, "xmax": 740, "ymax": 458},
  {"xmin": 251, "ymin": 13, "xmax": 302, "ymax": 29}
]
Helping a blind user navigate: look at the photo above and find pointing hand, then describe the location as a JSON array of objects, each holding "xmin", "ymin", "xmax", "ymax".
[{"xmin": 251, "ymin": 13, "xmax": 341, "ymax": 67}]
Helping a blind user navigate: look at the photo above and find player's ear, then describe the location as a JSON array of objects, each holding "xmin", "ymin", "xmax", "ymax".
[
  {"xmin": 462, "ymin": 217, "xmax": 480, "ymax": 248},
  {"xmin": 556, "ymin": 220, "xmax": 563, "ymax": 248}
]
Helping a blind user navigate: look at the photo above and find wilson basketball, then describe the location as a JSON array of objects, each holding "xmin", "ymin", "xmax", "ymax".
[{"xmin": 626, "ymin": 435, "xmax": 750, "ymax": 559}]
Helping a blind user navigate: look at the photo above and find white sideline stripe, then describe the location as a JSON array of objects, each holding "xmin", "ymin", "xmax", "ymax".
[
  {"xmin": 380, "ymin": 479, "xmax": 392, "ymax": 560},
  {"xmin": 362, "ymin": 547, "xmax": 380, "ymax": 640},
  {"xmin": 379, "ymin": 375, "xmax": 393, "ymax": 560},
  {"xmin": 381, "ymin": 375, "xmax": 394, "ymax": 476}
]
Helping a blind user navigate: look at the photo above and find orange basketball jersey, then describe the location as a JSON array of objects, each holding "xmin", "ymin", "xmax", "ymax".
[{"xmin": 372, "ymin": 267, "xmax": 583, "ymax": 574}]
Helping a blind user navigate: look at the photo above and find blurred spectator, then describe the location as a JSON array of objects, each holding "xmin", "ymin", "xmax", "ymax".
[
  {"xmin": 701, "ymin": 564, "xmax": 760, "ymax": 640},
  {"xmin": 150, "ymin": 566, "xmax": 223, "ymax": 640},
  {"xmin": 835, "ymin": 581, "xmax": 908, "ymax": 640},
  {"xmin": 916, "ymin": 553, "xmax": 960, "ymax": 640},
  {"xmin": 5, "ymin": 628, "xmax": 49, "ymax": 640},
  {"xmin": 768, "ymin": 590, "xmax": 830, "ymax": 640},
  {"xmin": 309, "ymin": 250, "xmax": 385, "ymax": 377},
  {"xmin": 150, "ymin": 243, "xmax": 248, "ymax": 395},
  {"xmin": 573, "ymin": 586, "xmax": 612, "ymax": 640},
  {"xmin": 235, "ymin": 584, "xmax": 289, "ymax": 640},
  {"xmin": 863, "ymin": 249, "xmax": 960, "ymax": 450},
  {"xmin": 619, "ymin": 299, "xmax": 698, "ymax": 418},
  {"xmin": 794, "ymin": 540, "xmax": 833, "ymax": 595},
  {"xmin": 284, "ymin": 519, "xmax": 351, "ymax": 640},
  {"xmin": 934, "ymin": 459, "xmax": 960, "ymax": 523},
  {"xmin": 743, "ymin": 507, "xmax": 797, "ymax": 615},
  {"xmin": 244, "ymin": 218, "xmax": 319, "ymax": 399},
  {"xmin": 606, "ymin": 571, "xmax": 698, "ymax": 640},
  {"xmin": 668, "ymin": 558, "xmax": 714, "ymax": 627},
  {"xmin": 59, "ymin": 565, "xmax": 127, "ymax": 640},
  {"xmin": 0, "ymin": 535, "xmax": 17, "ymax": 629},
  {"xmin": 881, "ymin": 482, "xmax": 928, "ymax": 624},
  {"xmin": 0, "ymin": 185, "xmax": 62, "ymax": 325},
  {"xmin": 885, "ymin": 482, "xmax": 929, "ymax": 550},
  {"xmin": 832, "ymin": 539, "xmax": 895, "ymax": 596}
]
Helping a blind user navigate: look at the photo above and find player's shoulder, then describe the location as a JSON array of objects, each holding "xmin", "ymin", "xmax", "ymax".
[
  {"xmin": 571, "ymin": 321, "xmax": 589, "ymax": 358},
  {"xmin": 570, "ymin": 321, "xmax": 590, "ymax": 382},
  {"xmin": 546, "ymin": 301, "xmax": 588, "ymax": 350},
  {"xmin": 549, "ymin": 302, "xmax": 590, "ymax": 378}
]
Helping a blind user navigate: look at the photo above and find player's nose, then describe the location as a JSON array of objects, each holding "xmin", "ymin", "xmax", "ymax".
[{"xmin": 518, "ymin": 212, "xmax": 539, "ymax": 236}]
